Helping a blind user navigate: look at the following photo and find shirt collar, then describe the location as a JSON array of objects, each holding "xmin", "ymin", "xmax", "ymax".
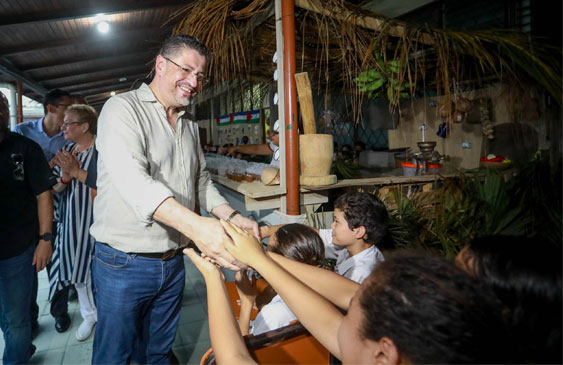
[
  {"xmin": 36, "ymin": 117, "xmax": 64, "ymax": 138},
  {"xmin": 35, "ymin": 117, "xmax": 45, "ymax": 133},
  {"xmin": 338, "ymin": 245, "xmax": 377, "ymax": 274},
  {"xmin": 137, "ymin": 83, "xmax": 187, "ymax": 119}
]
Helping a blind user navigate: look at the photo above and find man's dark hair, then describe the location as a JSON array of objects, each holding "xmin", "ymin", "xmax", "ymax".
[
  {"xmin": 462, "ymin": 236, "xmax": 562, "ymax": 363},
  {"xmin": 359, "ymin": 250, "xmax": 510, "ymax": 364},
  {"xmin": 159, "ymin": 34, "xmax": 210, "ymax": 62},
  {"xmin": 43, "ymin": 89, "xmax": 71, "ymax": 114},
  {"xmin": 334, "ymin": 192, "xmax": 388, "ymax": 248},
  {"xmin": 269, "ymin": 224, "xmax": 324, "ymax": 266}
]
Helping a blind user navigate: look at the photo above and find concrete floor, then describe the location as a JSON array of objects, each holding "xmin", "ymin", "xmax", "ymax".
[{"xmin": 0, "ymin": 256, "xmax": 212, "ymax": 364}]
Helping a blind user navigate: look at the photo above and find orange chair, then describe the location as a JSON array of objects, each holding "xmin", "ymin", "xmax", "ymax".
[
  {"xmin": 200, "ymin": 322, "xmax": 331, "ymax": 365},
  {"xmin": 224, "ymin": 279, "xmax": 269, "ymax": 320}
]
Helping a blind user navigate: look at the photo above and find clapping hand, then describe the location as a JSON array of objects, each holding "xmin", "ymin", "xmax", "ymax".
[{"xmin": 54, "ymin": 150, "xmax": 79, "ymax": 180}]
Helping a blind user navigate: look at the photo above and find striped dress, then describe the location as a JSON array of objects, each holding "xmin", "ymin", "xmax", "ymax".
[{"xmin": 49, "ymin": 142, "xmax": 95, "ymax": 300}]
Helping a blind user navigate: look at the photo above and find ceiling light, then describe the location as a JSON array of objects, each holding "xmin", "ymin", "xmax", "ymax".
[
  {"xmin": 110, "ymin": 91, "xmax": 116, "ymax": 96},
  {"xmin": 96, "ymin": 20, "xmax": 110, "ymax": 33}
]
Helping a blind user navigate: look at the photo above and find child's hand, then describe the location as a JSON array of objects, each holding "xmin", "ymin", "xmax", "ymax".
[
  {"xmin": 235, "ymin": 270, "xmax": 258, "ymax": 304},
  {"xmin": 184, "ymin": 248, "xmax": 223, "ymax": 281},
  {"xmin": 221, "ymin": 219, "xmax": 266, "ymax": 266}
]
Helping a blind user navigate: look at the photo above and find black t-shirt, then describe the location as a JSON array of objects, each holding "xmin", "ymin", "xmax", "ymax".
[{"xmin": 0, "ymin": 132, "xmax": 56, "ymax": 259}]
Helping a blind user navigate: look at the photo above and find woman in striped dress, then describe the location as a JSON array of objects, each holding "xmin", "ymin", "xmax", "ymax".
[{"xmin": 50, "ymin": 104, "xmax": 97, "ymax": 342}]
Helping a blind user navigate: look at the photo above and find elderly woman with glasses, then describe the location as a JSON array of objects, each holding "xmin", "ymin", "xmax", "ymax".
[{"xmin": 51, "ymin": 104, "xmax": 98, "ymax": 342}]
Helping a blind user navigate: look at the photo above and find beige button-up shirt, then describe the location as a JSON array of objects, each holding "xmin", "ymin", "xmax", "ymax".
[{"xmin": 90, "ymin": 83, "xmax": 227, "ymax": 253}]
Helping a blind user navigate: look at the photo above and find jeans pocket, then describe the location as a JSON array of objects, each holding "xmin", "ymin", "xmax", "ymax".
[{"xmin": 95, "ymin": 248, "xmax": 129, "ymax": 269}]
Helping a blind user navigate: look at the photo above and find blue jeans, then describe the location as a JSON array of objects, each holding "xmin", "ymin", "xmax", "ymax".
[
  {"xmin": 91, "ymin": 242, "xmax": 185, "ymax": 364},
  {"xmin": 0, "ymin": 244, "xmax": 35, "ymax": 364}
]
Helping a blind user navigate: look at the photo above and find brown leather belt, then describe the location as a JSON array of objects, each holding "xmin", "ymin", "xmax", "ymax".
[
  {"xmin": 97, "ymin": 242, "xmax": 185, "ymax": 261},
  {"xmin": 132, "ymin": 247, "xmax": 185, "ymax": 261}
]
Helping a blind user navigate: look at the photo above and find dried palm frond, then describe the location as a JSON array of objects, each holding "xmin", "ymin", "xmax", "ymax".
[{"xmin": 167, "ymin": 0, "xmax": 561, "ymax": 123}]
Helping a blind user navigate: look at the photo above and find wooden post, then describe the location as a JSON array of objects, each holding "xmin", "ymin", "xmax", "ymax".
[
  {"xmin": 294, "ymin": 72, "xmax": 316, "ymax": 134},
  {"xmin": 281, "ymin": 0, "xmax": 299, "ymax": 215}
]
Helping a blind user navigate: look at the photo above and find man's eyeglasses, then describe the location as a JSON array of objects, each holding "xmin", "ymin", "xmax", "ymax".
[
  {"xmin": 161, "ymin": 55, "xmax": 209, "ymax": 86},
  {"xmin": 57, "ymin": 103, "xmax": 71, "ymax": 109},
  {"xmin": 11, "ymin": 153, "xmax": 24, "ymax": 181}
]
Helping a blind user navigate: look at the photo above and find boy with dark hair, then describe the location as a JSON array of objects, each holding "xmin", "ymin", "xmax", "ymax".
[
  {"xmin": 318, "ymin": 192, "xmax": 389, "ymax": 283},
  {"xmin": 260, "ymin": 192, "xmax": 389, "ymax": 283}
]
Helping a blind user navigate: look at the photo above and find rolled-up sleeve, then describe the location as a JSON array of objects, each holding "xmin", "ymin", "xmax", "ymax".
[{"xmin": 97, "ymin": 97, "xmax": 174, "ymax": 225}]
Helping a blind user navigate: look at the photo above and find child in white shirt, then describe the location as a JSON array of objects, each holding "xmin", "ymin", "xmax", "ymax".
[
  {"xmin": 318, "ymin": 192, "xmax": 389, "ymax": 283},
  {"xmin": 236, "ymin": 223, "xmax": 325, "ymax": 336}
]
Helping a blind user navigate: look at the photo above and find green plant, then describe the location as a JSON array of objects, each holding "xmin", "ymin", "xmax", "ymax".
[
  {"xmin": 386, "ymin": 170, "xmax": 534, "ymax": 258},
  {"xmin": 330, "ymin": 160, "xmax": 359, "ymax": 180},
  {"xmin": 354, "ymin": 52, "xmax": 411, "ymax": 104}
]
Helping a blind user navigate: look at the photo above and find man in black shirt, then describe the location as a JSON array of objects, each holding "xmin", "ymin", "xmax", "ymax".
[{"xmin": 0, "ymin": 92, "xmax": 56, "ymax": 363}]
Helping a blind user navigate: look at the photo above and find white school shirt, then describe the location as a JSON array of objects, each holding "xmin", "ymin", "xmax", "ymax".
[
  {"xmin": 250, "ymin": 294, "xmax": 296, "ymax": 336},
  {"xmin": 318, "ymin": 228, "xmax": 384, "ymax": 283}
]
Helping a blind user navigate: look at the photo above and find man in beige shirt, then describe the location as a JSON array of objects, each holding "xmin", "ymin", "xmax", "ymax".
[{"xmin": 90, "ymin": 34, "xmax": 258, "ymax": 364}]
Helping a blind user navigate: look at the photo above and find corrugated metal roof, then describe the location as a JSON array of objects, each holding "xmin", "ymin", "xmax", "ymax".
[{"xmin": 0, "ymin": 0, "xmax": 191, "ymax": 110}]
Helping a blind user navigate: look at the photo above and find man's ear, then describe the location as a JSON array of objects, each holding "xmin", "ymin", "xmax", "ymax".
[
  {"xmin": 353, "ymin": 225, "xmax": 367, "ymax": 240},
  {"xmin": 46, "ymin": 104, "xmax": 57, "ymax": 114},
  {"xmin": 373, "ymin": 336, "xmax": 400, "ymax": 365},
  {"xmin": 155, "ymin": 55, "xmax": 166, "ymax": 77}
]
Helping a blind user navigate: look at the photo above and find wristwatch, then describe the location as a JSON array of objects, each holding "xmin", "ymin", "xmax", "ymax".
[{"xmin": 38, "ymin": 233, "xmax": 54, "ymax": 242}]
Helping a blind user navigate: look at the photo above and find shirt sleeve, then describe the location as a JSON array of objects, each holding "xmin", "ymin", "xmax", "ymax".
[
  {"xmin": 11, "ymin": 123, "xmax": 24, "ymax": 135},
  {"xmin": 25, "ymin": 138, "xmax": 56, "ymax": 196},
  {"xmin": 96, "ymin": 97, "xmax": 174, "ymax": 225},
  {"xmin": 194, "ymin": 124, "xmax": 228, "ymax": 213}
]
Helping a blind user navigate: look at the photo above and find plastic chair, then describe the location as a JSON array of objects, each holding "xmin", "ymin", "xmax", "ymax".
[
  {"xmin": 224, "ymin": 279, "xmax": 269, "ymax": 320},
  {"xmin": 200, "ymin": 321, "xmax": 330, "ymax": 365}
]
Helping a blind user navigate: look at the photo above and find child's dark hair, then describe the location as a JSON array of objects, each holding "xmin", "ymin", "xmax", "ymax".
[
  {"xmin": 460, "ymin": 235, "xmax": 562, "ymax": 364},
  {"xmin": 334, "ymin": 192, "xmax": 389, "ymax": 248},
  {"xmin": 269, "ymin": 224, "xmax": 324, "ymax": 266},
  {"xmin": 359, "ymin": 250, "xmax": 510, "ymax": 364}
]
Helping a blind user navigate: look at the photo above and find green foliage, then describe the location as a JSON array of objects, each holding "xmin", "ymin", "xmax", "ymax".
[
  {"xmin": 354, "ymin": 52, "xmax": 411, "ymax": 104},
  {"xmin": 330, "ymin": 160, "xmax": 359, "ymax": 180},
  {"xmin": 386, "ymin": 158, "xmax": 561, "ymax": 258}
]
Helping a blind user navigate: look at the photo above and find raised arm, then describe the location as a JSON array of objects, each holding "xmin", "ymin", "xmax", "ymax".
[
  {"xmin": 184, "ymin": 249, "xmax": 255, "ymax": 365},
  {"xmin": 267, "ymin": 252, "xmax": 358, "ymax": 310},
  {"xmin": 221, "ymin": 221, "xmax": 345, "ymax": 359}
]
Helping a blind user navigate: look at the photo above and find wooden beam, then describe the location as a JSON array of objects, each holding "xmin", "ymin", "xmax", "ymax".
[
  {"xmin": 2, "ymin": 26, "xmax": 172, "ymax": 56},
  {"xmin": 21, "ymin": 49, "xmax": 157, "ymax": 72},
  {"xmin": 33, "ymin": 56, "xmax": 154, "ymax": 81},
  {"xmin": 0, "ymin": 58, "xmax": 47, "ymax": 96},
  {"xmin": 0, "ymin": 0, "xmax": 187, "ymax": 27},
  {"xmin": 294, "ymin": 0, "xmax": 435, "ymax": 45},
  {"xmin": 61, "ymin": 73, "xmax": 149, "ymax": 94},
  {"xmin": 42, "ymin": 65, "xmax": 150, "ymax": 86},
  {"xmin": 81, "ymin": 84, "xmax": 137, "ymax": 97},
  {"xmin": 87, "ymin": 88, "xmax": 130, "ymax": 102}
]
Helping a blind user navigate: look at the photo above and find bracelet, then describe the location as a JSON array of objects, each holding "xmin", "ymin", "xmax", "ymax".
[
  {"xmin": 226, "ymin": 210, "xmax": 241, "ymax": 223},
  {"xmin": 60, "ymin": 176, "xmax": 71, "ymax": 184}
]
